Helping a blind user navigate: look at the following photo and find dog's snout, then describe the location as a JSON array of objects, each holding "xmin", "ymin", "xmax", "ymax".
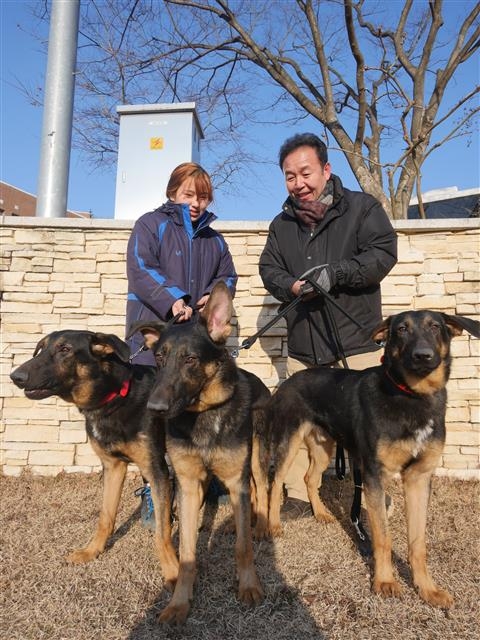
[
  {"xmin": 10, "ymin": 368, "xmax": 28, "ymax": 386},
  {"xmin": 412, "ymin": 347, "xmax": 434, "ymax": 362}
]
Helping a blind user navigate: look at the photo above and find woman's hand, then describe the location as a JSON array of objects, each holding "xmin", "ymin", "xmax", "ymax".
[
  {"xmin": 195, "ymin": 294, "xmax": 210, "ymax": 313},
  {"xmin": 172, "ymin": 299, "xmax": 193, "ymax": 322}
]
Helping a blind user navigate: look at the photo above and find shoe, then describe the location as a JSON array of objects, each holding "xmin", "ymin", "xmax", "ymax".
[
  {"xmin": 134, "ymin": 484, "xmax": 155, "ymax": 531},
  {"xmin": 280, "ymin": 497, "xmax": 312, "ymax": 520}
]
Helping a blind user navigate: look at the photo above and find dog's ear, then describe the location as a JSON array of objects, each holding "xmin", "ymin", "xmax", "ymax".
[
  {"xmin": 441, "ymin": 314, "xmax": 480, "ymax": 339},
  {"xmin": 90, "ymin": 333, "xmax": 131, "ymax": 362},
  {"xmin": 371, "ymin": 317, "xmax": 391, "ymax": 344},
  {"xmin": 127, "ymin": 321, "xmax": 164, "ymax": 350},
  {"xmin": 33, "ymin": 335, "xmax": 49, "ymax": 357},
  {"xmin": 201, "ymin": 281, "xmax": 233, "ymax": 344}
]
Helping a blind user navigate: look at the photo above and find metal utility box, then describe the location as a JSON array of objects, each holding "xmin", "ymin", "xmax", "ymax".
[{"xmin": 114, "ymin": 103, "xmax": 204, "ymax": 220}]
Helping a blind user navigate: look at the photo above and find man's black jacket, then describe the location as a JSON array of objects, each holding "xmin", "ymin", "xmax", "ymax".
[{"xmin": 259, "ymin": 174, "xmax": 398, "ymax": 365}]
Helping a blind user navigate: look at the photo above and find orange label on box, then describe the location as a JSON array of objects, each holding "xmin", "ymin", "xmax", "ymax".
[{"xmin": 150, "ymin": 137, "xmax": 164, "ymax": 150}]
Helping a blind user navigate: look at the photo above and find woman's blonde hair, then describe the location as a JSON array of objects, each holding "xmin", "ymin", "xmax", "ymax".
[{"xmin": 166, "ymin": 162, "xmax": 213, "ymax": 203}]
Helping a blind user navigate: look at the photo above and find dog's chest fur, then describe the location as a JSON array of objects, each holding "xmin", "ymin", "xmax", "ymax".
[
  {"xmin": 378, "ymin": 417, "xmax": 443, "ymax": 475},
  {"xmin": 167, "ymin": 381, "xmax": 252, "ymax": 456}
]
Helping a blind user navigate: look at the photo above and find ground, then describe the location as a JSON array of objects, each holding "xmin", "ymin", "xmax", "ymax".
[{"xmin": 1, "ymin": 472, "xmax": 478, "ymax": 640}]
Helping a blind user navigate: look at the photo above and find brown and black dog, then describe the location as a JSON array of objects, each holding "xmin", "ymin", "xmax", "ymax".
[
  {"xmin": 9, "ymin": 330, "xmax": 178, "ymax": 590},
  {"xmin": 267, "ymin": 310, "xmax": 479, "ymax": 609},
  {"xmin": 131, "ymin": 281, "xmax": 268, "ymax": 625}
]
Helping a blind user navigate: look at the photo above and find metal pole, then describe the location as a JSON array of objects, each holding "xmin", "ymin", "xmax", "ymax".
[{"xmin": 36, "ymin": 0, "xmax": 80, "ymax": 218}]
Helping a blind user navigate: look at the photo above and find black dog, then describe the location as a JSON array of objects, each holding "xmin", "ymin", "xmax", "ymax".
[
  {"xmin": 131, "ymin": 281, "xmax": 268, "ymax": 625},
  {"xmin": 9, "ymin": 330, "xmax": 178, "ymax": 590},
  {"xmin": 267, "ymin": 310, "xmax": 479, "ymax": 609}
]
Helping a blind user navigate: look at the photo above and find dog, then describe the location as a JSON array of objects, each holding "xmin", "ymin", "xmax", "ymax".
[
  {"xmin": 130, "ymin": 281, "xmax": 268, "ymax": 625},
  {"xmin": 9, "ymin": 330, "xmax": 179, "ymax": 590},
  {"xmin": 267, "ymin": 310, "xmax": 480, "ymax": 609}
]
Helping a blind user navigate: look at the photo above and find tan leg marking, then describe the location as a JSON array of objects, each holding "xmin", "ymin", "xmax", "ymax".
[
  {"xmin": 304, "ymin": 429, "xmax": 335, "ymax": 523},
  {"xmin": 364, "ymin": 482, "xmax": 403, "ymax": 599},
  {"xmin": 402, "ymin": 443, "xmax": 453, "ymax": 608},
  {"xmin": 158, "ymin": 451, "xmax": 206, "ymax": 625},
  {"xmin": 66, "ymin": 439, "xmax": 128, "ymax": 564},
  {"xmin": 250, "ymin": 432, "xmax": 269, "ymax": 539}
]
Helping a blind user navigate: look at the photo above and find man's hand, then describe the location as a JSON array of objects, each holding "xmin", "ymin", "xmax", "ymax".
[{"xmin": 299, "ymin": 266, "xmax": 333, "ymax": 296}]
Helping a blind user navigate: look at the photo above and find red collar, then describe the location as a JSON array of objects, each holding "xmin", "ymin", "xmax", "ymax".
[
  {"xmin": 99, "ymin": 378, "xmax": 131, "ymax": 406},
  {"xmin": 381, "ymin": 356, "xmax": 416, "ymax": 396}
]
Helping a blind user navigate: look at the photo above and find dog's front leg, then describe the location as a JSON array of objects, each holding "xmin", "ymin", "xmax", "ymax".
[
  {"xmin": 250, "ymin": 434, "xmax": 270, "ymax": 539},
  {"xmin": 158, "ymin": 470, "xmax": 203, "ymax": 625},
  {"xmin": 363, "ymin": 478, "xmax": 402, "ymax": 599},
  {"xmin": 402, "ymin": 457, "xmax": 453, "ymax": 608},
  {"xmin": 227, "ymin": 472, "xmax": 264, "ymax": 607},
  {"xmin": 66, "ymin": 449, "xmax": 127, "ymax": 563},
  {"xmin": 146, "ymin": 468, "xmax": 179, "ymax": 592}
]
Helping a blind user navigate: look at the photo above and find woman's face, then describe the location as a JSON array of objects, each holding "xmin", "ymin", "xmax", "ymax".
[{"xmin": 173, "ymin": 177, "xmax": 210, "ymax": 222}]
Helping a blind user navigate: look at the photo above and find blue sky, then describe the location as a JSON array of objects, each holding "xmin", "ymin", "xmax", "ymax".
[{"xmin": 1, "ymin": 1, "xmax": 479, "ymax": 221}]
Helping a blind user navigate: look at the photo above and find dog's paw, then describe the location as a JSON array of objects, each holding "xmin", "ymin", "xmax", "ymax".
[
  {"xmin": 157, "ymin": 602, "xmax": 190, "ymax": 625},
  {"xmin": 238, "ymin": 580, "xmax": 264, "ymax": 607},
  {"xmin": 253, "ymin": 522, "xmax": 270, "ymax": 540},
  {"xmin": 268, "ymin": 522, "xmax": 284, "ymax": 537},
  {"xmin": 373, "ymin": 579, "xmax": 403, "ymax": 598},
  {"xmin": 65, "ymin": 547, "xmax": 99, "ymax": 564},
  {"xmin": 419, "ymin": 587, "xmax": 454, "ymax": 609},
  {"xmin": 313, "ymin": 510, "xmax": 335, "ymax": 524}
]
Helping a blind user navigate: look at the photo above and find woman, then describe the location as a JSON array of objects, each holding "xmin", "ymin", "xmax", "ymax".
[
  {"xmin": 125, "ymin": 162, "xmax": 238, "ymax": 525},
  {"xmin": 126, "ymin": 162, "xmax": 237, "ymax": 365}
]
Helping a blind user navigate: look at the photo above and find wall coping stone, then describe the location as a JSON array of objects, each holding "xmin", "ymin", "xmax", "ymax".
[{"xmin": 2, "ymin": 214, "xmax": 479, "ymax": 233}]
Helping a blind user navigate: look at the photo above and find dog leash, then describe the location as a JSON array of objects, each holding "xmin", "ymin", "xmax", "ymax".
[
  {"xmin": 230, "ymin": 295, "xmax": 304, "ymax": 358},
  {"xmin": 129, "ymin": 344, "xmax": 147, "ymax": 363},
  {"xmin": 305, "ymin": 277, "xmax": 370, "ymax": 552},
  {"xmin": 231, "ymin": 273, "xmax": 366, "ymax": 359}
]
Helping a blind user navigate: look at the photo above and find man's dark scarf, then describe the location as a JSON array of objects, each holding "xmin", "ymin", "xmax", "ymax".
[{"xmin": 290, "ymin": 179, "xmax": 334, "ymax": 229}]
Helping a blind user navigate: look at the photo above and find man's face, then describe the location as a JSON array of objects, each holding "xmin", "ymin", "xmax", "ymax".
[{"xmin": 282, "ymin": 145, "xmax": 331, "ymax": 202}]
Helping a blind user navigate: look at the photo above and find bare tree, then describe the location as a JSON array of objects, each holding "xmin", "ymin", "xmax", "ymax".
[{"xmin": 33, "ymin": 0, "xmax": 480, "ymax": 218}]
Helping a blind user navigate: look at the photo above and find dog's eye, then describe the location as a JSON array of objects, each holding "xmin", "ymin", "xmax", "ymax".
[
  {"xmin": 397, "ymin": 325, "xmax": 408, "ymax": 334},
  {"xmin": 58, "ymin": 344, "xmax": 71, "ymax": 353},
  {"xmin": 185, "ymin": 356, "xmax": 197, "ymax": 365},
  {"xmin": 430, "ymin": 323, "xmax": 441, "ymax": 333},
  {"xmin": 155, "ymin": 353, "xmax": 165, "ymax": 366}
]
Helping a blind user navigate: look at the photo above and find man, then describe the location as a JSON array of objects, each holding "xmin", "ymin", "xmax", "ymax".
[{"xmin": 259, "ymin": 132, "xmax": 398, "ymax": 520}]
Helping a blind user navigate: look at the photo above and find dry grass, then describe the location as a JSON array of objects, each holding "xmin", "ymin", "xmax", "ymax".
[{"xmin": 1, "ymin": 471, "xmax": 479, "ymax": 640}]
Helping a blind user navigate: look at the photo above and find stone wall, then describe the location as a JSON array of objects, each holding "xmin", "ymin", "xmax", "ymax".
[{"xmin": 1, "ymin": 216, "xmax": 479, "ymax": 478}]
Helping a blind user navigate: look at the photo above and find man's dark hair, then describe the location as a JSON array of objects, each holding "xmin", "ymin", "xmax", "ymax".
[{"xmin": 278, "ymin": 133, "xmax": 328, "ymax": 169}]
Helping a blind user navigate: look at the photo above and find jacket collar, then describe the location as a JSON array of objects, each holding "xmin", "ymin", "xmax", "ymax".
[{"xmin": 162, "ymin": 200, "xmax": 217, "ymax": 235}]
